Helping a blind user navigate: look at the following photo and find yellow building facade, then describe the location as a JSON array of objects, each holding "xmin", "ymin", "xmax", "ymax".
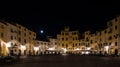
[
  {"xmin": 90, "ymin": 16, "xmax": 120, "ymax": 55},
  {"xmin": 57, "ymin": 27, "xmax": 79, "ymax": 52},
  {"xmin": 1, "ymin": 16, "xmax": 120, "ymax": 56},
  {"xmin": 0, "ymin": 20, "xmax": 36, "ymax": 56},
  {"xmin": 0, "ymin": 21, "xmax": 8, "ymax": 56}
]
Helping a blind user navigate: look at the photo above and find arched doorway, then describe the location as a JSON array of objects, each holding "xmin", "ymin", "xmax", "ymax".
[
  {"xmin": 10, "ymin": 49, "xmax": 14, "ymax": 55},
  {"xmin": 19, "ymin": 49, "xmax": 21, "ymax": 56},
  {"xmin": 115, "ymin": 49, "xmax": 118, "ymax": 56}
]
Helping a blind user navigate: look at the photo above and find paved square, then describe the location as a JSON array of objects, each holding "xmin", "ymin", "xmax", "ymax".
[{"xmin": 1, "ymin": 55, "xmax": 120, "ymax": 67}]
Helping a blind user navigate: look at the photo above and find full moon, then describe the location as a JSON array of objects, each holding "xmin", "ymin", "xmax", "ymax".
[{"xmin": 40, "ymin": 30, "xmax": 43, "ymax": 34}]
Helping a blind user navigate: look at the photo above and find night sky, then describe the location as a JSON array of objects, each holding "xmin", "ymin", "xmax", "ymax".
[{"xmin": 0, "ymin": 3, "xmax": 120, "ymax": 40}]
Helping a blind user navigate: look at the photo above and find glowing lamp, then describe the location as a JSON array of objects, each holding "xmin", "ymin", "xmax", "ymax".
[{"xmin": 34, "ymin": 47, "xmax": 39, "ymax": 51}]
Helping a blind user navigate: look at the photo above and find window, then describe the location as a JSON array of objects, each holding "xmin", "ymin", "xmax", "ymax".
[
  {"xmin": 108, "ymin": 27, "xmax": 112, "ymax": 33},
  {"xmin": 1, "ymin": 32, "xmax": 4, "ymax": 38},
  {"xmin": 24, "ymin": 33, "xmax": 26, "ymax": 36},
  {"xmin": 108, "ymin": 36, "xmax": 112, "ymax": 40},
  {"xmin": 14, "ymin": 30, "xmax": 17, "ymax": 33},
  {"xmin": 115, "ymin": 42, "xmax": 117, "ymax": 46},
  {"xmin": 62, "ymin": 44, "xmax": 64, "ymax": 47},
  {"xmin": 34, "ymin": 34, "xmax": 35, "ymax": 36},
  {"xmin": 24, "ymin": 39, "xmax": 26, "ymax": 43},
  {"xmin": 19, "ymin": 26, "xmax": 21, "ymax": 29},
  {"xmin": 100, "ymin": 32, "xmax": 101, "ymax": 36},
  {"xmin": 86, "ymin": 37, "xmax": 89, "ymax": 41},
  {"xmin": 99, "ymin": 44, "xmax": 102, "ymax": 48},
  {"xmin": 86, "ymin": 44, "xmax": 89, "ymax": 47},
  {"xmin": 11, "ymin": 43, "xmax": 13, "ymax": 46},
  {"xmin": 14, "ymin": 43, "xmax": 17, "ymax": 46},
  {"xmin": 65, "ymin": 32, "xmax": 69, "ymax": 35},
  {"xmin": 29, "ymin": 32, "xmax": 31, "ymax": 35},
  {"xmin": 115, "ymin": 25, "xmax": 117, "ymax": 30},
  {"xmin": 18, "ymin": 31, "xmax": 21, "ymax": 35},
  {"xmin": 73, "ymin": 44, "xmax": 74, "ymax": 47},
  {"xmin": 104, "ymin": 43, "xmax": 108, "ymax": 46},
  {"xmin": 62, "ymin": 38, "xmax": 64, "ymax": 40},
  {"xmin": 24, "ymin": 28, "xmax": 26, "ymax": 31},
  {"xmin": 90, "ymin": 40, "xmax": 93, "ymax": 43},
  {"xmin": 73, "ymin": 38, "xmax": 74, "ymax": 40},
  {"xmin": 66, "ymin": 38, "xmax": 68, "ymax": 41},
  {"xmin": 11, "ymin": 36, "xmax": 13, "ymax": 40},
  {"xmin": 76, "ymin": 44, "xmax": 77, "ymax": 46},
  {"xmin": 19, "ymin": 38, "xmax": 21, "ymax": 42},
  {"xmin": 11, "ymin": 28, "xmax": 13, "ymax": 32},
  {"xmin": 66, "ymin": 44, "xmax": 68, "ymax": 47},
  {"xmin": 114, "ymin": 34, "xmax": 119, "ymax": 39},
  {"xmin": 55, "ymin": 42, "xmax": 57, "ymax": 45},
  {"xmin": 104, "ymin": 30, "xmax": 107, "ymax": 34},
  {"xmin": 109, "ymin": 42, "xmax": 111, "ymax": 46}
]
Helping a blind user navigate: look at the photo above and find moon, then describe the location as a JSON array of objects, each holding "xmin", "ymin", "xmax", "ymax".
[{"xmin": 40, "ymin": 30, "xmax": 43, "ymax": 34}]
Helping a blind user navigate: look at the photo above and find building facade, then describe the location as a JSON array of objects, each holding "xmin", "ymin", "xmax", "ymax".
[
  {"xmin": 0, "ymin": 20, "xmax": 36, "ymax": 56},
  {"xmin": 0, "ymin": 21, "xmax": 8, "ymax": 56},
  {"xmin": 35, "ymin": 40, "xmax": 50, "ymax": 54},
  {"xmin": 0, "ymin": 16, "xmax": 120, "ymax": 56},
  {"xmin": 88, "ymin": 16, "xmax": 120, "ymax": 55},
  {"xmin": 57, "ymin": 27, "xmax": 79, "ymax": 52}
]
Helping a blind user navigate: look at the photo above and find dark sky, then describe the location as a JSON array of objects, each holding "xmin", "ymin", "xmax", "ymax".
[{"xmin": 0, "ymin": 3, "xmax": 120, "ymax": 40}]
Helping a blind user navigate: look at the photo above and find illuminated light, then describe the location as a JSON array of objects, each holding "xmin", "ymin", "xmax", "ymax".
[
  {"xmin": 82, "ymin": 51, "xmax": 84, "ymax": 54},
  {"xmin": 47, "ymin": 47, "xmax": 55, "ymax": 51},
  {"xmin": 53, "ymin": 52, "xmax": 55, "ymax": 54},
  {"xmin": 75, "ymin": 48, "xmax": 81, "ymax": 50},
  {"xmin": 104, "ymin": 46, "xmax": 109, "ymax": 51},
  {"xmin": 49, "ymin": 52, "xmax": 51, "ymax": 54},
  {"xmin": 86, "ymin": 47, "xmax": 91, "ymax": 50},
  {"xmin": 21, "ymin": 45, "xmax": 26, "ymax": 50},
  {"xmin": 61, "ymin": 48, "xmax": 67, "ymax": 53},
  {"xmin": 6, "ymin": 43, "xmax": 11, "ymax": 47},
  {"xmin": 85, "ymin": 51, "xmax": 90, "ymax": 54},
  {"xmin": 0, "ymin": 40, "xmax": 10, "ymax": 55},
  {"xmin": 34, "ymin": 47, "xmax": 39, "ymax": 51}
]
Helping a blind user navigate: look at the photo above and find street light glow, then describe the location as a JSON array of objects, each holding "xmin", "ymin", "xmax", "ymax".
[
  {"xmin": 40, "ymin": 30, "xmax": 43, "ymax": 34},
  {"xmin": 34, "ymin": 47, "xmax": 39, "ymax": 51}
]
